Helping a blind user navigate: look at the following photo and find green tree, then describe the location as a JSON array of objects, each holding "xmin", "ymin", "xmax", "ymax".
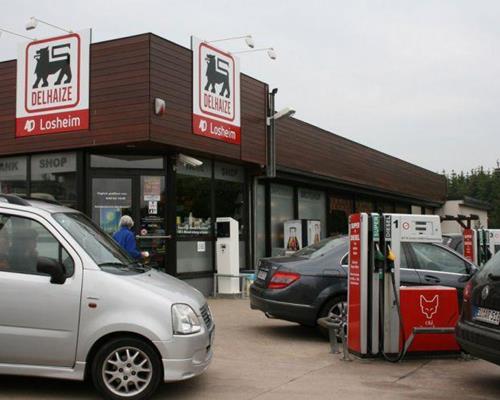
[{"xmin": 444, "ymin": 165, "xmax": 500, "ymax": 228}]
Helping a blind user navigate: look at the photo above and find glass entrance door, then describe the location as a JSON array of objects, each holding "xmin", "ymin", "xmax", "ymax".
[
  {"xmin": 137, "ymin": 176, "xmax": 167, "ymax": 271},
  {"xmin": 90, "ymin": 174, "xmax": 168, "ymax": 272}
]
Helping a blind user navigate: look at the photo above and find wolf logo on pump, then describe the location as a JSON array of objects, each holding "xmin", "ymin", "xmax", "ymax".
[
  {"xmin": 420, "ymin": 295, "xmax": 439, "ymax": 319},
  {"xmin": 32, "ymin": 43, "xmax": 72, "ymax": 89}
]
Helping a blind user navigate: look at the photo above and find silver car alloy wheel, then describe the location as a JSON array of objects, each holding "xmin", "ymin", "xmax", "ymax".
[{"xmin": 102, "ymin": 346, "xmax": 153, "ymax": 397}]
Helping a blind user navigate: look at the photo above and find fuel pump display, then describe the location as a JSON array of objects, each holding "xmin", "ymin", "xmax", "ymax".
[{"xmin": 347, "ymin": 213, "xmax": 461, "ymax": 360}]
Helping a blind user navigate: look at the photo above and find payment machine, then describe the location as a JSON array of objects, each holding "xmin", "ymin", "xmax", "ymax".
[
  {"xmin": 347, "ymin": 213, "xmax": 459, "ymax": 359},
  {"xmin": 216, "ymin": 217, "xmax": 240, "ymax": 294}
]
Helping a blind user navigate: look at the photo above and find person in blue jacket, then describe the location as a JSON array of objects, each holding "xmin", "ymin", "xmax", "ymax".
[{"xmin": 113, "ymin": 215, "xmax": 146, "ymax": 260}]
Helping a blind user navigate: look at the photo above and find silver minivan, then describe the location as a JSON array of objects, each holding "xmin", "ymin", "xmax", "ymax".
[{"xmin": 0, "ymin": 195, "xmax": 214, "ymax": 400}]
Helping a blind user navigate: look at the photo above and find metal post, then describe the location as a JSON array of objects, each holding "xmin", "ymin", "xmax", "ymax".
[{"xmin": 266, "ymin": 88, "xmax": 278, "ymax": 178}]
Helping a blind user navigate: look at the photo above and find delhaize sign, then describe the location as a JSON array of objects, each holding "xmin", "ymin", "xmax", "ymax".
[
  {"xmin": 191, "ymin": 36, "xmax": 241, "ymax": 145},
  {"xmin": 16, "ymin": 29, "xmax": 90, "ymax": 137}
]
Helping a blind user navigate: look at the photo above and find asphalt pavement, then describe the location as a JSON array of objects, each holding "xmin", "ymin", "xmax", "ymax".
[{"xmin": 1, "ymin": 298, "xmax": 500, "ymax": 399}]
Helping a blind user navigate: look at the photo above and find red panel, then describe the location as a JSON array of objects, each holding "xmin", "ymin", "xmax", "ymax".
[
  {"xmin": 347, "ymin": 213, "xmax": 362, "ymax": 353},
  {"xmin": 400, "ymin": 286, "xmax": 460, "ymax": 352},
  {"xmin": 463, "ymin": 228, "xmax": 474, "ymax": 262}
]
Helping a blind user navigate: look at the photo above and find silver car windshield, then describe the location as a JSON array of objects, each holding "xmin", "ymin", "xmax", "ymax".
[
  {"xmin": 52, "ymin": 212, "xmax": 145, "ymax": 272},
  {"xmin": 294, "ymin": 236, "xmax": 347, "ymax": 259}
]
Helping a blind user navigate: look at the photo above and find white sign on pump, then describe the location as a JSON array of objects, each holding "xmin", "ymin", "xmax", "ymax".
[{"xmin": 16, "ymin": 29, "xmax": 91, "ymax": 137}]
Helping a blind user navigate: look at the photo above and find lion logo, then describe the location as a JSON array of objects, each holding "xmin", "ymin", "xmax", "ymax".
[
  {"xmin": 32, "ymin": 43, "xmax": 72, "ymax": 89},
  {"xmin": 204, "ymin": 54, "xmax": 230, "ymax": 98},
  {"xmin": 420, "ymin": 295, "xmax": 439, "ymax": 319}
]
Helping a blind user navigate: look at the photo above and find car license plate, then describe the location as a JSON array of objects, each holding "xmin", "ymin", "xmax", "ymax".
[
  {"xmin": 473, "ymin": 306, "xmax": 500, "ymax": 326},
  {"xmin": 257, "ymin": 269, "xmax": 267, "ymax": 280}
]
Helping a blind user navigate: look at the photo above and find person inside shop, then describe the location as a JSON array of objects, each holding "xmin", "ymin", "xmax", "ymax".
[
  {"xmin": 0, "ymin": 228, "xmax": 9, "ymax": 271},
  {"xmin": 113, "ymin": 215, "xmax": 149, "ymax": 260}
]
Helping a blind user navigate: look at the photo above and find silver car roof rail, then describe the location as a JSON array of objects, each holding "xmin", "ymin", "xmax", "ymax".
[{"xmin": 0, "ymin": 194, "xmax": 31, "ymax": 206}]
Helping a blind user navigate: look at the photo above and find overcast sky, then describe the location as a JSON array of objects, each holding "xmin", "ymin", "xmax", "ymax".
[{"xmin": 1, "ymin": 0, "xmax": 499, "ymax": 174}]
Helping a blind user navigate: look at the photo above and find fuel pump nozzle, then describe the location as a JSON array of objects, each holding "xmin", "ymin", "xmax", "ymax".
[
  {"xmin": 386, "ymin": 244, "xmax": 396, "ymax": 272},
  {"xmin": 374, "ymin": 243, "xmax": 385, "ymax": 279}
]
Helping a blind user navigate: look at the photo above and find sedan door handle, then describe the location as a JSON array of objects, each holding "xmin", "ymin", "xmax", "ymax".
[{"xmin": 424, "ymin": 274, "xmax": 440, "ymax": 284}]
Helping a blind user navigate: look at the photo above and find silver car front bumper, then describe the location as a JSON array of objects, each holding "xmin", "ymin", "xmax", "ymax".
[{"xmin": 154, "ymin": 325, "xmax": 214, "ymax": 382}]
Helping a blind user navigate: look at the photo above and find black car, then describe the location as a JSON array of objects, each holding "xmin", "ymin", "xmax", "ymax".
[
  {"xmin": 250, "ymin": 235, "xmax": 477, "ymax": 328},
  {"xmin": 442, "ymin": 233, "xmax": 464, "ymax": 254},
  {"xmin": 456, "ymin": 252, "xmax": 500, "ymax": 365}
]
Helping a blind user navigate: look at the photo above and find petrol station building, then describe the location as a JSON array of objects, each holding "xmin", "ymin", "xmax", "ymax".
[{"xmin": 0, "ymin": 33, "xmax": 446, "ymax": 294}]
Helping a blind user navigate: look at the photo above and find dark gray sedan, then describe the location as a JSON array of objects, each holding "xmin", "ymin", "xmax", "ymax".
[{"xmin": 250, "ymin": 235, "xmax": 477, "ymax": 328}]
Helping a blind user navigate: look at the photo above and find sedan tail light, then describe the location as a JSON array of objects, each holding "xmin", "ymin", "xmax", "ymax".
[
  {"xmin": 463, "ymin": 280, "xmax": 473, "ymax": 303},
  {"xmin": 268, "ymin": 271, "xmax": 301, "ymax": 289}
]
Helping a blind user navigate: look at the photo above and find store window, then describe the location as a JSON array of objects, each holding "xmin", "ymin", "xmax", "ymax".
[
  {"xmin": 270, "ymin": 184, "xmax": 294, "ymax": 255},
  {"xmin": 395, "ymin": 204, "xmax": 410, "ymax": 214},
  {"xmin": 255, "ymin": 183, "xmax": 266, "ymax": 264},
  {"xmin": 214, "ymin": 161, "xmax": 246, "ymax": 268},
  {"xmin": 176, "ymin": 159, "xmax": 213, "ymax": 274},
  {"xmin": 90, "ymin": 155, "xmax": 163, "ymax": 169},
  {"xmin": 91, "ymin": 178, "xmax": 132, "ymax": 235},
  {"xmin": 355, "ymin": 198, "xmax": 374, "ymax": 213},
  {"xmin": 0, "ymin": 156, "xmax": 27, "ymax": 195},
  {"xmin": 298, "ymin": 188, "xmax": 327, "ymax": 239},
  {"xmin": 329, "ymin": 194, "xmax": 353, "ymax": 236},
  {"xmin": 176, "ymin": 160, "xmax": 212, "ymax": 237},
  {"xmin": 376, "ymin": 200, "xmax": 394, "ymax": 213},
  {"xmin": 31, "ymin": 153, "xmax": 78, "ymax": 208}
]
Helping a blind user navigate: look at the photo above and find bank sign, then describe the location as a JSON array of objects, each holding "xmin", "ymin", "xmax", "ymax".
[
  {"xmin": 191, "ymin": 36, "xmax": 241, "ymax": 145},
  {"xmin": 16, "ymin": 30, "xmax": 90, "ymax": 137}
]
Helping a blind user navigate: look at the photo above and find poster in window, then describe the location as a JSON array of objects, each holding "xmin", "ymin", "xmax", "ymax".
[
  {"xmin": 143, "ymin": 176, "xmax": 161, "ymax": 201},
  {"xmin": 100, "ymin": 208, "xmax": 121, "ymax": 234}
]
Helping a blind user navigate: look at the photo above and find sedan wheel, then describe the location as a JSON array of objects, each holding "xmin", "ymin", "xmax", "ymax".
[{"xmin": 318, "ymin": 296, "xmax": 348, "ymax": 340}]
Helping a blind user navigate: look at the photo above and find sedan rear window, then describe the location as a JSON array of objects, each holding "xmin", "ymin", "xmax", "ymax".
[{"xmin": 294, "ymin": 236, "xmax": 347, "ymax": 259}]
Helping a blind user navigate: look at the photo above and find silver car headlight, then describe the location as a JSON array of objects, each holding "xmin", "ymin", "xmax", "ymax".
[{"xmin": 171, "ymin": 304, "xmax": 201, "ymax": 335}]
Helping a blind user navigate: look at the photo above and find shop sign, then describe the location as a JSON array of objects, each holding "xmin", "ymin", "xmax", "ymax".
[
  {"xmin": 31, "ymin": 152, "xmax": 76, "ymax": 179},
  {"xmin": 191, "ymin": 36, "xmax": 241, "ymax": 145},
  {"xmin": 16, "ymin": 30, "xmax": 91, "ymax": 137},
  {"xmin": 0, "ymin": 156, "xmax": 27, "ymax": 180},
  {"xmin": 214, "ymin": 162, "xmax": 244, "ymax": 182}
]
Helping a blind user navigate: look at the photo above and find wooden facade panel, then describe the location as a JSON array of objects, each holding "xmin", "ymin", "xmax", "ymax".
[
  {"xmin": 276, "ymin": 118, "xmax": 446, "ymax": 202},
  {"xmin": 149, "ymin": 35, "xmax": 267, "ymax": 165},
  {"xmin": 0, "ymin": 35, "xmax": 150, "ymax": 156}
]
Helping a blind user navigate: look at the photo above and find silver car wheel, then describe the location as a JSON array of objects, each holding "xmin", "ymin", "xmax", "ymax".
[{"xmin": 102, "ymin": 346, "xmax": 153, "ymax": 397}]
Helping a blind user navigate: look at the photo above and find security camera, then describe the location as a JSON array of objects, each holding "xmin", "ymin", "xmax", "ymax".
[{"xmin": 178, "ymin": 154, "xmax": 203, "ymax": 167}]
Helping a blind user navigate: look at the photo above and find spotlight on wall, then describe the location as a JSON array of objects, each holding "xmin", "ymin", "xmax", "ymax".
[{"xmin": 178, "ymin": 154, "xmax": 203, "ymax": 167}]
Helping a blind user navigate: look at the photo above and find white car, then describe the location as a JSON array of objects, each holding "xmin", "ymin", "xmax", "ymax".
[{"xmin": 0, "ymin": 194, "xmax": 214, "ymax": 400}]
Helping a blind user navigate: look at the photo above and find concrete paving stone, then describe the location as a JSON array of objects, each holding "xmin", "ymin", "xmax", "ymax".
[{"xmin": 0, "ymin": 298, "xmax": 500, "ymax": 399}]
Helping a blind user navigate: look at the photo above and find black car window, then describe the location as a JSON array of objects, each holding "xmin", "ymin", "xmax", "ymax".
[
  {"xmin": 479, "ymin": 251, "xmax": 500, "ymax": 278},
  {"xmin": 409, "ymin": 242, "xmax": 468, "ymax": 274},
  {"xmin": 295, "ymin": 236, "xmax": 347, "ymax": 260}
]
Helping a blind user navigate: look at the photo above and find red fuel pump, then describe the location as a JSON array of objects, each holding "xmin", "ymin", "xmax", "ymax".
[{"xmin": 347, "ymin": 213, "xmax": 461, "ymax": 360}]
